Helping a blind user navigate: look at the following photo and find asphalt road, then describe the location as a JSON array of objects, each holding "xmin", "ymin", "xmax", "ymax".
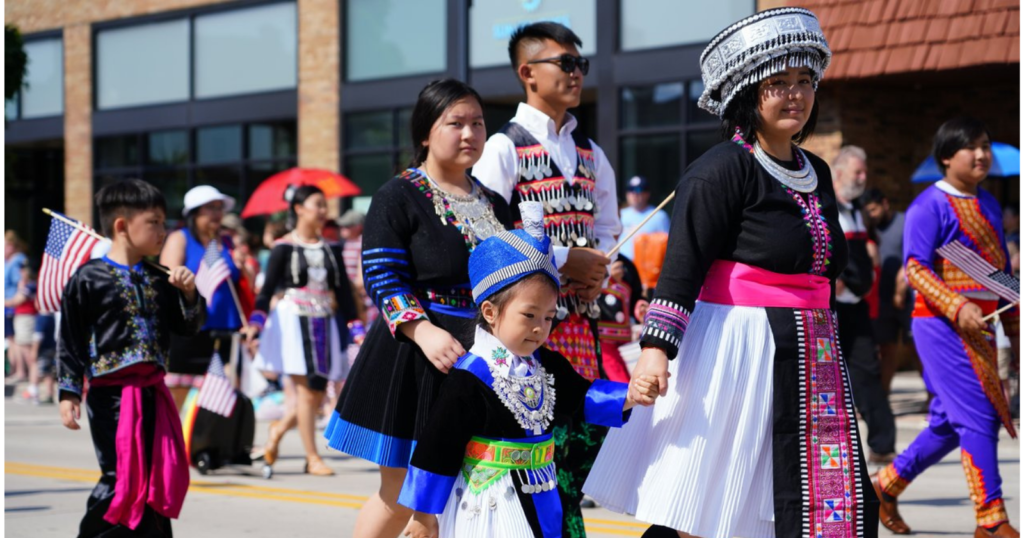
[{"xmin": 4, "ymin": 372, "xmax": 1018, "ymax": 537}]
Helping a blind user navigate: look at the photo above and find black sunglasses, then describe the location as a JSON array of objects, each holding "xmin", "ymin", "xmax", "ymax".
[{"xmin": 527, "ymin": 54, "xmax": 590, "ymax": 76}]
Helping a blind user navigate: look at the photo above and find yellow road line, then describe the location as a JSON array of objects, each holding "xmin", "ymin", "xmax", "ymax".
[{"xmin": 6, "ymin": 461, "xmax": 645, "ymax": 536}]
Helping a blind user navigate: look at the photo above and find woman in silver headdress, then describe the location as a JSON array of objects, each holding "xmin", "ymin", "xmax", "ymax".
[{"xmin": 583, "ymin": 8, "xmax": 878, "ymax": 538}]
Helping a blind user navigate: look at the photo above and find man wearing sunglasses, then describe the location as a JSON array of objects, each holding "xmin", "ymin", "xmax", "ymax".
[{"xmin": 473, "ymin": 21, "xmax": 621, "ymax": 538}]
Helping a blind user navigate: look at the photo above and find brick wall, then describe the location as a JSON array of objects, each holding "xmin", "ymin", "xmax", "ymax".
[
  {"xmin": 297, "ymin": 0, "xmax": 342, "ymax": 216},
  {"xmin": 5, "ymin": 0, "xmax": 234, "ymax": 33},
  {"xmin": 806, "ymin": 75, "xmax": 1020, "ymax": 210},
  {"xmin": 62, "ymin": 25, "xmax": 93, "ymax": 225}
]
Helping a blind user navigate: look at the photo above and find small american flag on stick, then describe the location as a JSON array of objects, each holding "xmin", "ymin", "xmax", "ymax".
[
  {"xmin": 37, "ymin": 211, "xmax": 106, "ymax": 313},
  {"xmin": 195, "ymin": 240, "xmax": 230, "ymax": 302},
  {"xmin": 936, "ymin": 240, "xmax": 1020, "ymax": 304},
  {"xmin": 197, "ymin": 351, "xmax": 237, "ymax": 417}
]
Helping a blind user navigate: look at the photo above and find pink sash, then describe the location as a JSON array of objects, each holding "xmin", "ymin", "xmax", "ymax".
[
  {"xmin": 698, "ymin": 260, "xmax": 831, "ymax": 310},
  {"xmin": 90, "ymin": 365, "xmax": 190, "ymax": 529}
]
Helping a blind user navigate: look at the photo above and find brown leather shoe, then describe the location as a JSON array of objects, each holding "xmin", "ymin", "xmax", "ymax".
[
  {"xmin": 869, "ymin": 451, "xmax": 896, "ymax": 464},
  {"xmin": 873, "ymin": 473, "xmax": 911, "ymax": 534},
  {"xmin": 304, "ymin": 456, "xmax": 335, "ymax": 476},
  {"xmin": 263, "ymin": 420, "xmax": 284, "ymax": 466},
  {"xmin": 975, "ymin": 523, "xmax": 1021, "ymax": 538}
]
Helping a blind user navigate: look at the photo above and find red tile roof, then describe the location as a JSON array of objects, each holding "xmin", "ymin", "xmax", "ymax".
[{"xmin": 789, "ymin": 0, "xmax": 1020, "ymax": 79}]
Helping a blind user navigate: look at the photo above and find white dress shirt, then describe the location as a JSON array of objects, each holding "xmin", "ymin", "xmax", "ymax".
[{"xmin": 472, "ymin": 103, "xmax": 622, "ymax": 269}]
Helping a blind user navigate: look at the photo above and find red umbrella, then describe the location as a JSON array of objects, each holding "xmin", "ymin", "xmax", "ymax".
[{"xmin": 241, "ymin": 168, "xmax": 361, "ymax": 218}]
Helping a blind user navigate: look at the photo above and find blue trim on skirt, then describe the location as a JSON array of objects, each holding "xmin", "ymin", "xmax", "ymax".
[{"xmin": 324, "ymin": 411, "xmax": 416, "ymax": 468}]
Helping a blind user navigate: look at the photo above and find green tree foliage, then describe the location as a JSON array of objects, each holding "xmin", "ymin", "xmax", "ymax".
[{"xmin": 6, "ymin": 24, "xmax": 27, "ymax": 102}]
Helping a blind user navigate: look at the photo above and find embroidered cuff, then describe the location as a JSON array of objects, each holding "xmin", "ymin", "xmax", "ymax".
[
  {"xmin": 382, "ymin": 293, "xmax": 428, "ymax": 336},
  {"xmin": 906, "ymin": 258, "xmax": 969, "ymax": 323},
  {"xmin": 249, "ymin": 310, "xmax": 268, "ymax": 331},
  {"xmin": 397, "ymin": 465, "xmax": 456, "ymax": 514},
  {"xmin": 584, "ymin": 379, "xmax": 631, "ymax": 428},
  {"xmin": 977, "ymin": 499, "xmax": 1009, "ymax": 528},
  {"xmin": 57, "ymin": 371, "xmax": 83, "ymax": 398},
  {"xmin": 639, "ymin": 298, "xmax": 691, "ymax": 359}
]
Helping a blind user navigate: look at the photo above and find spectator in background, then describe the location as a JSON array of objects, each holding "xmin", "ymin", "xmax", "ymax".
[
  {"xmin": 5, "ymin": 230, "xmax": 27, "ymax": 383},
  {"xmin": 339, "ymin": 209, "xmax": 376, "ymax": 327},
  {"xmin": 831, "ymin": 146, "xmax": 896, "ymax": 463},
  {"xmin": 160, "ymin": 186, "xmax": 246, "ymax": 410},
  {"xmin": 256, "ymin": 220, "xmax": 288, "ymax": 294},
  {"xmin": 1004, "ymin": 204, "xmax": 1020, "ymax": 277},
  {"xmin": 862, "ymin": 188, "xmax": 917, "ymax": 395},
  {"xmin": 6, "ymin": 263, "xmax": 39, "ymax": 403},
  {"xmin": 597, "ymin": 255, "xmax": 645, "ymax": 383},
  {"xmin": 222, "ymin": 213, "xmax": 260, "ymax": 292},
  {"xmin": 618, "ymin": 176, "xmax": 670, "ymax": 262},
  {"xmin": 338, "ymin": 209, "xmax": 365, "ymax": 282},
  {"xmin": 32, "ymin": 313, "xmax": 57, "ymax": 404},
  {"xmin": 322, "ymin": 219, "xmax": 342, "ymax": 246}
]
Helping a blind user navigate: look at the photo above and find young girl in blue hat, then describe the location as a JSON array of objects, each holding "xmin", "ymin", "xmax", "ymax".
[{"xmin": 397, "ymin": 202, "xmax": 658, "ymax": 538}]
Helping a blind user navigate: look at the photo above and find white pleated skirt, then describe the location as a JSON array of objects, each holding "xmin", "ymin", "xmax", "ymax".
[
  {"xmin": 583, "ymin": 301, "xmax": 777, "ymax": 538},
  {"xmin": 255, "ymin": 301, "xmax": 348, "ymax": 382},
  {"xmin": 439, "ymin": 472, "xmax": 535, "ymax": 538}
]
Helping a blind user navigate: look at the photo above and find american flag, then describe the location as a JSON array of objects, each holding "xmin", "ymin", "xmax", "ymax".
[
  {"xmin": 195, "ymin": 240, "xmax": 230, "ymax": 302},
  {"xmin": 37, "ymin": 214, "xmax": 105, "ymax": 313},
  {"xmin": 937, "ymin": 240, "xmax": 1020, "ymax": 303},
  {"xmin": 197, "ymin": 351, "xmax": 237, "ymax": 417}
]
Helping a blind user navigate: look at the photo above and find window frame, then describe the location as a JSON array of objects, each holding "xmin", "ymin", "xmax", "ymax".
[
  {"xmin": 7, "ymin": 30, "xmax": 65, "ymax": 122},
  {"xmin": 91, "ymin": 0, "xmax": 299, "ymax": 112}
]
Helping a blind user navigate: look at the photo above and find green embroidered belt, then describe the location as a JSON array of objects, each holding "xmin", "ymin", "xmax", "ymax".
[{"xmin": 461, "ymin": 436, "xmax": 555, "ymax": 494}]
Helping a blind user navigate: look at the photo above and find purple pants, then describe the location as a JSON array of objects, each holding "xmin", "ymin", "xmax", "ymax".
[{"xmin": 882, "ymin": 316, "xmax": 1008, "ymax": 527}]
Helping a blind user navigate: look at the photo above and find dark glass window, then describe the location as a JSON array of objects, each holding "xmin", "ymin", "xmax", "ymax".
[
  {"xmin": 145, "ymin": 168, "xmax": 190, "ymax": 218},
  {"xmin": 95, "ymin": 135, "xmax": 141, "ymax": 169},
  {"xmin": 621, "ymin": 83, "xmax": 684, "ymax": 129},
  {"xmin": 346, "ymin": 111, "xmax": 393, "ymax": 150},
  {"xmin": 249, "ymin": 122, "xmax": 297, "ymax": 161},
  {"xmin": 93, "ymin": 120, "xmax": 297, "ymax": 228},
  {"xmin": 619, "ymin": 134, "xmax": 681, "ymax": 204},
  {"xmin": 195, "ymin": 165, "xmax": 243, "ymax": 202},
  {"xmin": 147, "ymin": 130, "xmax": 189, "ymax": 166},
  {"xmin": 197, "ymin": 125, "xmax": 243, "ymax": 164}
]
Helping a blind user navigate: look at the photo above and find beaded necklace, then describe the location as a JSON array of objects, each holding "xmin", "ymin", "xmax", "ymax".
[
  {"xmin": 732, "ymin": 129, "xmax": 833, "ymax": 276},
  {"xmin": 402, "ymin": 169, "xmax": 503, "ymax": 252}
]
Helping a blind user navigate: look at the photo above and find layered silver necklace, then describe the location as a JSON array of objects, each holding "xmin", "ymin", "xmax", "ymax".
[
  {"xmin": 424, "ymin": 172, "xmax": 503, "ymax": 244},
  {"xmin": 753, "ymin": 141, "xmax": 818, "ymax": 193}
]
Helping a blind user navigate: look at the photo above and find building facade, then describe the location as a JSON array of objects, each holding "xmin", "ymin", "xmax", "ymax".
[
  {"xmin": 5, "ymin": 0, "xmax": 763, "ymax": 252},
  {"xmin": 6, "ymin": 0, "xmax": 1018, "ymax": 256},
  {"xmin": 790, "ymin": 0, "xmax": 1020, "ymax": 208}
]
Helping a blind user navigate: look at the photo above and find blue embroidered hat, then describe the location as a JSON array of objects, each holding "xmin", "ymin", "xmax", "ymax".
[{"xmin": 469, "ymin": 202, "xmax": 559, "ymax": 303}]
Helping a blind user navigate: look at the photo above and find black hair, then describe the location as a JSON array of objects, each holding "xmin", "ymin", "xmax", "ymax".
[
  {"xmin": 508, "ymin": 21, "xmax": 583, "ymax": 73},
  {"xmin": 932, "ymin": 116, "xmax": 991, "ymax": 174},
  {"xmin": 475, "ymin": 272, "xmax": 560, "ymax": 332},
  {"xmin": 95, "ymin": 179, "xmax": 167, "ymax": 237},
  {"xmin": 285, "ymin": 185, "xmax": 325, "ymax": 231},
  {"xmin": 1005, "ymin": 205, "xmax": 1020, "ymax": 217},
  {"xmin": 721, "ymin": 79, "xmax": 819, "ymax": 145},
  {"xmin": 860, "ymin": 188, "xmax": 887, "ymax": 206},
  {"xmin": 408, "ymin": 79, "xmax": 484, "ymax": 168}
]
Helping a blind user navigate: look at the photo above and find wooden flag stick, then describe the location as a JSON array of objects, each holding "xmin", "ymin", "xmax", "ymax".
[
  {"xmin": 226, "ymin": 278, "xmax": 249, "ymax": 330},
  {"xmin": 606, "ymin": 192, "xmax": 676, "ymax": 258},
  {"xmin": 983, "ymin": 301, "xmax": 1019, "ymax": 323},
  {"xmin": 42, "ymin": 207, "xmax": 172, "ymax": 275}
]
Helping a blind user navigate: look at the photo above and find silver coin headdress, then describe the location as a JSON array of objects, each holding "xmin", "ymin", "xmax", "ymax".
[{"xmin": 698, "ymin": 7, "xmax": 832, "ymax": 118}]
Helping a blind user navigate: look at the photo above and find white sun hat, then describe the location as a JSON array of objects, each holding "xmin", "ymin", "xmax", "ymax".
[{"xmin": 182, "ymin": 185, "xmax": 236, "ymax": 217}]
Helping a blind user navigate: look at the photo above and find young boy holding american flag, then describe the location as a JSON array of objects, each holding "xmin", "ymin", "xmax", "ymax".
[{"xmin": 56, "ymin": 179, "xmax": 207, "ymax": 536}]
